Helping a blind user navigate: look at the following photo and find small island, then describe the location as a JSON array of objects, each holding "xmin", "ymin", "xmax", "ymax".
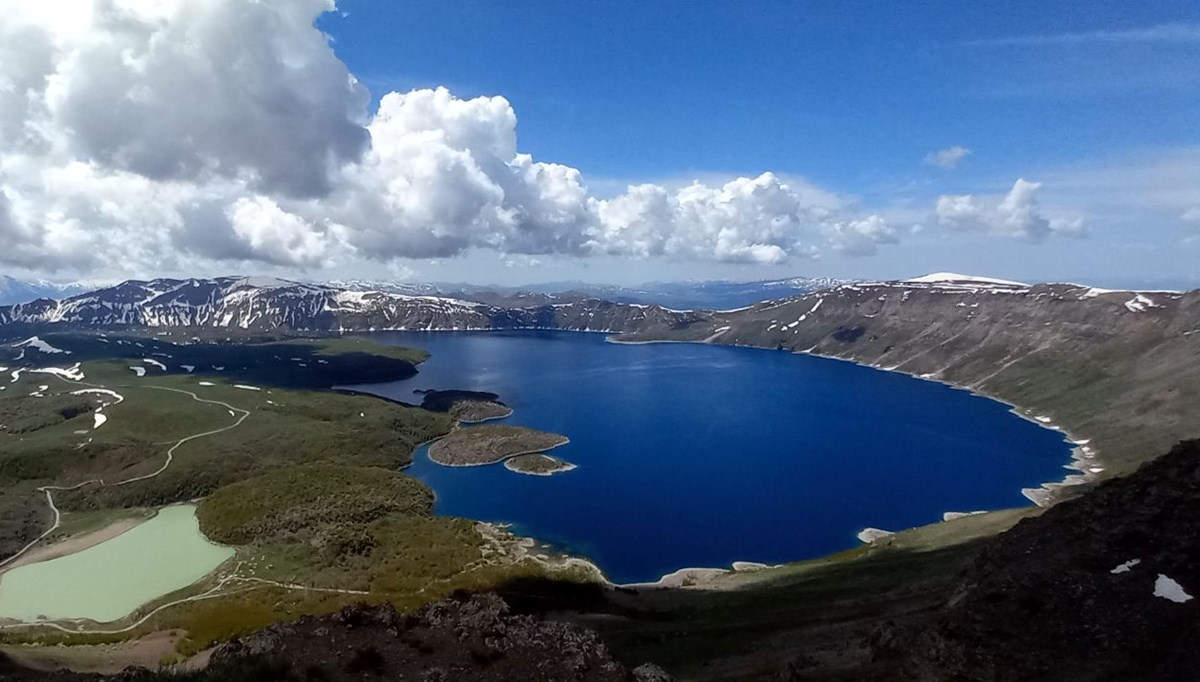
[
  {"xmin": 504, "ymin": 453, "xmax": 577, "ymax": 476},
  {"xmin": 429, "ymin": 424, "xmax": 569, "ymax": 467},
  {"xmin": 418, "ymin": 389, "xmax": 514, "ymax": 423}
]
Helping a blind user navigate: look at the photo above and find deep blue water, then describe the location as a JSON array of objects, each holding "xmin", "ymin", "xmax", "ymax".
[{"xmin": 346, "ymin": 330, "xmax": 1072, "ymax": 584}]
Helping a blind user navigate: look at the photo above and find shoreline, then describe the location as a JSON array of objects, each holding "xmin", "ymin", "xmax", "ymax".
[
  {"xmin": 779, "ymin": 346, "xmax": 1096, "ymax": 507},
  {"xmin": 503, "ymin": 455, "xmax": 577, "ymax": 476},
  {"xmin": 477, "ymin": 521, "xmax": 769, "ymax": 590},
  {"xmin": 455, "ymin": 404, "xmax": 515, "ymax": 424},
  {"xmin": 610, "ymin": 330, "xmax": 1095, "ymax": 508},
  {"xmin": 0, "ymin": 512, "xmax": 155, "ymax": 576}
]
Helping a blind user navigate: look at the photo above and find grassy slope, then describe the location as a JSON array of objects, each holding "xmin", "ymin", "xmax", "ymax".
[
  {"xmin": 0, "ymin": 331, "xmax": 596, "ymax": 658},
  {"xmin": 0, "ymin": 333, "xmax": 487, "ymax": 651},
  {"xmin": 583, "ymin": 508, "xmax": 1036, "ymax": 677}
]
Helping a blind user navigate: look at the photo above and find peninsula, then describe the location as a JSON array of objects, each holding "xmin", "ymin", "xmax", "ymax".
[
  {"xmin": 418, "ymin": 389, "xmax": 514, "ymax": 423},
  {"xmin": 428, "ymin": 425, "xmax": 570, "ymax": 467}
]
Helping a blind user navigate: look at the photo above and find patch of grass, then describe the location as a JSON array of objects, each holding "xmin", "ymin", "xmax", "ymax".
[
  {"xmin": 51, "ymin": 506, "xmax": 155, "ymax": 540},
  {"xmin": 0, "ymin": 394, "xmax": 94, "ymax": 435},
  {"xmin": 592, "ymin": 544, "xmax": 978, "ymax": 674},
  {"xmin": 197, "ymin": 464, "xmax": 433, "ymax": 545}
]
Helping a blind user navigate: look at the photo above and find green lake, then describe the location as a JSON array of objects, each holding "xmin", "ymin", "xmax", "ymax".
[{"xmin": 0, "ymin": 504, "xmax": 234, "ymax": 623}]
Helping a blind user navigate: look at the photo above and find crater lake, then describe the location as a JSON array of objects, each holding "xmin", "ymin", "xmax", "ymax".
[{"xmin": 346, "ymin": 330, "xmax": 1073, "ymax": 584}]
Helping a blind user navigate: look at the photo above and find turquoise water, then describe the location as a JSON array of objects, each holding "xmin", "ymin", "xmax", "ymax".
[
  {"xmin": 349, "ymin": 331, "xmax": 1074, "ymax": 584},
  {"xmin": 0, "ymin": 505, "xmax": 234, "ymax": 623}
]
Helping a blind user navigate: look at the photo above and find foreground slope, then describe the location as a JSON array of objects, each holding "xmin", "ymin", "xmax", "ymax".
[
  {"xmin": 878, "ymin": 439, "xmax": 1200, "ymax": 681},
  {"xmin": 7, "ymin": 441, "xmax": 1197, "ymax": 680}
]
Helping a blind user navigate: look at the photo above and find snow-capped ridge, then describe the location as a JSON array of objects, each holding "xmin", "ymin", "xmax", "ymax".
[{"xmin": 904, "ymin": 272, "xmax": 1030, "ymax": 287}]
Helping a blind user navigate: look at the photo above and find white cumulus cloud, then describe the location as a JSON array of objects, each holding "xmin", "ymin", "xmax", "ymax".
[
  {"xmin": 0, "ymin": 0, "xmax": 900, "ymax": 275},
  {"xmin": 936, "ymin": 179, "xmax": 1085, "ymax": 241},
  {"xmin": 826, "ymin": 215, "xmax": 898, "ymax": 257}
]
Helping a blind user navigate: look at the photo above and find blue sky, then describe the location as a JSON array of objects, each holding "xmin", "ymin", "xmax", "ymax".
[
  {"xmin": 314, "ymin": 0, "xmax": 1200, "ymax": 286},
  {"xmin": 1, "ymin": 1, "xmax": 1197, "ymax": 287},
  {"xmin": 323, "ymin": 0, "xmax": 1199, "ymax": 192}
]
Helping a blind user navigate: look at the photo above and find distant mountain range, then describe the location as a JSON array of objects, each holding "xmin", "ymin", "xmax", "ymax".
[
  {"xmin": 323, "ymin": 276, "xmax": 850, "ymax": 310},
  {"xmin": 0, "ymin": 275, "xmax": 844, "ymax": 310},
  {"xmin": 0, "ymin": 276, "xmax": 112, "ymax": 307},
  {"xmin": 0, "ymin": 276, "xmax": 703, "ymax": 334}
]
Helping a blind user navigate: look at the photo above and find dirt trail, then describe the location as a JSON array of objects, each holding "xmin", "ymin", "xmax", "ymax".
[{"xmin": 0, "ymin": 384, "xmax": 250, "ymax": 571}]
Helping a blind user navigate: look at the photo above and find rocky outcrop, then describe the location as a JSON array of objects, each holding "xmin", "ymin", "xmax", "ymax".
[
  {"xmin": 0, "ymin": 595, "xmax": 667, "ymax": 681},
  {"xmin": 207, "ymin": 594, "xmax": 648, "ymax": 681}
]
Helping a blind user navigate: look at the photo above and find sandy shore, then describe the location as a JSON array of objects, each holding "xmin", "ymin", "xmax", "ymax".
[
  {"xmin": 0, "ymin": 513, "xmax": 152, "ymax": 575},
  {"xmin": 479, "ymin": 521, "xmax": 786, "ymax": 591}
]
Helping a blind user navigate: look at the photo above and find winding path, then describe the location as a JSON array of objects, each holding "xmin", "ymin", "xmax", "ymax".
[
  {"xmin": 0, "ymin": 564, "xmax": 368, "ymax": 635},
  {"xmin": 0, "ymin": 377, "xmax": 385, "ymax": 634},
  {"xmin": 0, "ymin": 385, "xmax": 250, "ymax": 571}
]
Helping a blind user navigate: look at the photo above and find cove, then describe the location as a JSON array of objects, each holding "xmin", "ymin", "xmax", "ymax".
[
  {"xmin": 0, "ymin": 505, "xmax": 233, "ymax": 623},
  {"xmin": 348, "ymin": 330, "xmax": 1073, "ymax": 584}
]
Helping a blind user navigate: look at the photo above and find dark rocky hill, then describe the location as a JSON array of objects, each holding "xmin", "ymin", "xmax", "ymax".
[{"xmin": 0, "ymin": 594, "xmax": 669, "ymax": 681}]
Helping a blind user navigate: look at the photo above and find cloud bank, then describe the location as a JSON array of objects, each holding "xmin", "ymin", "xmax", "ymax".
[
  {"xmin": 0, "ymin": 0, "xmax": 1096, "ymax": 277},
  {"xmin": 0, "ymin": 0, "xmax": 911, "ymax": 274}
]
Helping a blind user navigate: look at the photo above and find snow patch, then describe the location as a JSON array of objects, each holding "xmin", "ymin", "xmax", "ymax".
[
  {"xmin": 1110, "ymin": 559, "xmax": 1140, "ymax": 574},
  {"xmin": 129, "ymin": 366, "xmax": 146, "ymax": 377},
  {"xmin": 93, "ymin": 412, "xmax": 108, "ymax": 429},
  {"xmin": 1079, "ymin": 287, "xmax": 1117, "ymax": 299},
  {"xmin": 1154, "ymin": 574, "xmax": 1193, "ymax": 603},
  {"xmin": 234, "ymin": 384, "xmax": 261, "ymax": 391},
  {"xmin": 29, "ymin": 363, "xmax": 85, "ymax": 381},
  {"xmin": 198, "ymin": 381, "xmax": 215, "ymax": 386},
  {"xmin": 1123, "ymin": 294, "xmax": 1157, "ymax": 313},
  {"xmin": 71, "ymin": 388, "xmax": 124, "ymax": 405},
  {"xmin": 12, "ymin": 336, "xmax": 70, "ymax": 355},
  {"xmin": 904, "ymin": 272, "xmax": 1028, "ymax": 287},
  {"xmin": 181, "ymin": 365, "xmax": 195, "ymax": 372},
  {"xmin": 143, "ymin": 358, "xmax": 168, "ymax": 371}
]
